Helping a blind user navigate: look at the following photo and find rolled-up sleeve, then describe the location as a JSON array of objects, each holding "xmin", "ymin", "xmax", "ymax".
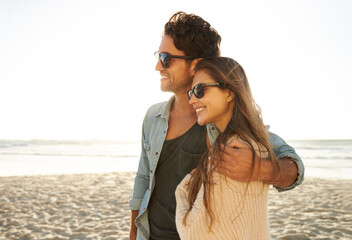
[
  {"xmin": 129, "ymin": 169, "xmax": 149, "ymax": 210},
  {"xmin": 269, "ymin": 131, "xmax": 305, "ymax": 192},
  {"xmin": 129, "ymin": 119, "xmax": 151, "ymax": 210}
]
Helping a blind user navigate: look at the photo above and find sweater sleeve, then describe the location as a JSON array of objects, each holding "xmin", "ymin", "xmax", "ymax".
[
  {"xmin": 175, "ymin": 174, "xmax": 192, "ymax": 223},
  {"xmin": 176, "ymin": 174, "xmax": 209, "ymax": 239}
]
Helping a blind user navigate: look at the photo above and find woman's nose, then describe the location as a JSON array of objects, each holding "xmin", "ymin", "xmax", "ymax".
[{"xmin": 188, "ymin": 92, "xmax": 198, "ymax": 105}]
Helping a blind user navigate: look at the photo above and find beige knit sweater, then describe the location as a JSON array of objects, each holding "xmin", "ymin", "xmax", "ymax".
[{"xmin": 175, "ymin": 138, "xmax": 271, "ymax": 240}]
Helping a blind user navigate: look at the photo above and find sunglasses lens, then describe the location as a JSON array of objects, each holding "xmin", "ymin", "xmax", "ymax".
[
  {"xmin": 194, "ymin": 84, "xmax": 204, "ymax": 98},
  {"xmin": 187, "ymin": 90, "xmax": 193, "ymax": 99},
  {"xmin": 159, "ymin": 53, "xmax": 170, "ymax": 68}
]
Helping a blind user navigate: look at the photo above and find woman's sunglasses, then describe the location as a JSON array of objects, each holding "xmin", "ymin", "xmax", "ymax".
[
  {"xmin": 154, "ymin": 51, "xmax": 195, "ymax": 69},
  {"xmin": 188, "ymin": 83, "xmax": 224, "ymax": 100}
]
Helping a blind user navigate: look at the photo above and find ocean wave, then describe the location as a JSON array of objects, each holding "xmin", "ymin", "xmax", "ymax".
[
  {"xmin": 0, "ymin": 152, "xmax": 139, "ymax": 158},
  {"xmin": 300, "ymin": 156, "xmax": 352, "ymax": 160}
]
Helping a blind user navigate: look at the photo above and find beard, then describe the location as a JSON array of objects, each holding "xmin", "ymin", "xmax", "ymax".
[{"xmin": 160, "ymin": 73, "xmax": 193, "ymax": 94}]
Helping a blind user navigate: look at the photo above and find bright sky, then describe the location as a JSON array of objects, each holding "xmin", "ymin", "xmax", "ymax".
[{"xmin": 1, "ymin": 0, "xmax": 351, "ymax": 141}]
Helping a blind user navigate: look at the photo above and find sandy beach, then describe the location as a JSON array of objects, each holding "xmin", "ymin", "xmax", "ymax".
[{"xmin": 0, "ymin": 172, "xmax": 351, "ymax": 240}]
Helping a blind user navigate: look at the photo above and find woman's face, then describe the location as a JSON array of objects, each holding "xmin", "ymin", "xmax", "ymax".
[{"xmin": 189, "ymin": 70, "xmax": 234, "ymax": 132}]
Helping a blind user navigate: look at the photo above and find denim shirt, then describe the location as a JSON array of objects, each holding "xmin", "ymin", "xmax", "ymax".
[{"xmin": 129, "ymin": 96, "xmax": 304, "ymax": 240}]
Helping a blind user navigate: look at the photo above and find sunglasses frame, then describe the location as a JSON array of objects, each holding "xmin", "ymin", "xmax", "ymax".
[
  {"xmin": 188, "ymin": 83, "xmax": 224, "ymax": 100},
  {"xmin": 154, "ymin": 51, "xmax": 195, "ymax": 68}
]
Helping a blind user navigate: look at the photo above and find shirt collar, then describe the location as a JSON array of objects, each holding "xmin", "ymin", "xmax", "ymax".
[{"xmin": 156, "ymin": 95, "xmax": 175, "ymax": 120}]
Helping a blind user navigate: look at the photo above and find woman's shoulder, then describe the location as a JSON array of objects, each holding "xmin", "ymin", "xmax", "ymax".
[
  {"xmin": 176, "ymin": 174, "xmax": 192, "ymax": 192},
  {"xmin": 213, "ymin": 171, "xmax": 270, "ymax": 194}
]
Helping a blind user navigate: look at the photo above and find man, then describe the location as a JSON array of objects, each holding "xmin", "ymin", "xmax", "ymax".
[{"xmin": 129, "ymin": 12, "xmax": 304, "ymax": 240}]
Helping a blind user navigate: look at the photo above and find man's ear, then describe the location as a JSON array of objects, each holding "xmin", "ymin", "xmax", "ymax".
[{"xmin": 190, "ymin": 58, "xmax": 203, "ymax": 76}]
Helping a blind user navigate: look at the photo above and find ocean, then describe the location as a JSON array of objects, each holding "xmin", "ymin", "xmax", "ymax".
[
  {"xmin": 0, "ymin": 140, "xmax": 140, "ymax": 177},
  {"xmin": 287, "ymin": 139, "xmax": 352, "ymax": 179},
  {"xmin": 0, "ymin": 139, "xmax": 351, "ymax": 179}
]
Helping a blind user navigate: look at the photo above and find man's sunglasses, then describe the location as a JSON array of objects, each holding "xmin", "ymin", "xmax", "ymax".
[
  {"xmin": 154, "ymin": 51, "xmax": 195, "ymax": 69},
  {"xmin": 188, "ymin": 83, "xmax": 224, "ymax": 100}
]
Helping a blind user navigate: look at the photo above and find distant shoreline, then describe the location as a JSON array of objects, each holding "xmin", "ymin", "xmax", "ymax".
[{"xmin": 1, "ymin": 139, "xmax": 351, "ymax": 179}]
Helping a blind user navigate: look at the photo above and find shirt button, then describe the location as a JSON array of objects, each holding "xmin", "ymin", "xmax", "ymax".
[
  {"xmin": 155, "ymin": 152, "xmax": 158, "ymax": 155},
  {"xmin": 211, "ymin": 127, "xmax": 215, "ymax": 130}
]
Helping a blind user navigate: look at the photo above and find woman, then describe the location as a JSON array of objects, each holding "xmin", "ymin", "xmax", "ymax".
[{"xmin": 175, "ymin": 57, "xmax": 281, "ymax": 240}]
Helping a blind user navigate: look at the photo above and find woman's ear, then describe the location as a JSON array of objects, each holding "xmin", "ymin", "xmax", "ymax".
[{"xmin": 227, "ymin": 90, "xmax": 235, "ymax": 103}]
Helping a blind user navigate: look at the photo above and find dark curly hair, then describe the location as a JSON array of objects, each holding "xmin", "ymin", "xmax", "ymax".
[{"xmin": 164, "ymin": 11, "xmax": 221, "ymax": 58}]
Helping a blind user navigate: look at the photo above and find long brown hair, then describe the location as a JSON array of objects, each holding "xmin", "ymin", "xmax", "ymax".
[{"xmin": 184, "ymin": 57, "xmax": 281, "ymax": 229}]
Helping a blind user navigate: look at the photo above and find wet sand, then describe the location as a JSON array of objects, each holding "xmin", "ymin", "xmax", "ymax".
[{"xmin": 0, "ymin": 172, "xmax": 351, "ymax": 239}]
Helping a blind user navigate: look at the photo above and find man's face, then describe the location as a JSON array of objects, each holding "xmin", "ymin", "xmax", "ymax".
[{"xmin": 155, "ymin": 35, "xmax": 193, "ymax": 94}]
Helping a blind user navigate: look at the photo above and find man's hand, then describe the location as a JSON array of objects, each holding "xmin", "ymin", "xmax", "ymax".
[
  {"xmin": 130, "ymin": 210, "xmax": 139, "ymax": 240},
  {"xmin": 216, "ymin": 139, "xmax": 262, "ymax": 182},
  {"xmin": 216, "ymin": 138, "xmax": 298, "ymax": 188}
]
